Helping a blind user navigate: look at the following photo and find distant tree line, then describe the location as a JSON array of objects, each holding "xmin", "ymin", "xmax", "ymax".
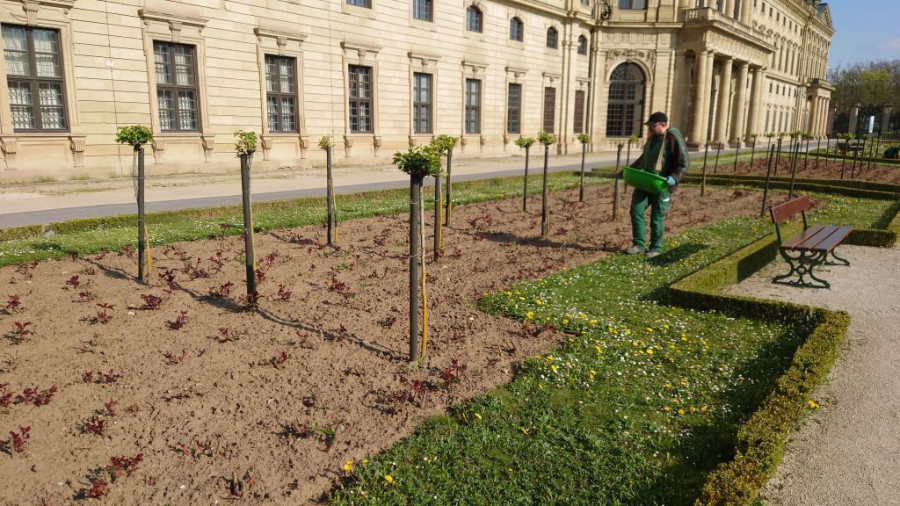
[{"xmin": 828, "ymin": 59, "xmax": 900, "ymax": 134}]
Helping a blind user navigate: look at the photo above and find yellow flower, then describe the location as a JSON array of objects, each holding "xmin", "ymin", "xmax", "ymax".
[
  {"xmin": 385, "ymin": 474, "xmax": 394, "ymax": 484},
  {"xmin": 677, "ymin": 409, "xmax": 685, "ymax": 415},
  {"xmin": 475, "ymin": 412, "xmax": 482, "ymax": 420},
  {"xmin": 646, "ymin": 348, "xmax": 654, "ymax": 355},
  {"xmin": 536, "ymin": 299, "xmax": 542, "ymax": 306},
  {"xmin": 808, "ymin": 400, "xmax": 820, "ymax": 409},
  {"xmin": 526, "ymin": 311, "xmax": 534, "ymax": 320},
  {"xmin": 521, "ymin": 426, "xmax": 529, "ymax": 435},
  {"xmin": 343, "ymin": 460, "xmax": 354, "ymax": 472},
  {"xmin": 362, "ymin": 459, "xmax": 369, "ymax": 464},
  {"xmin": 550, "ymin": 364, "xmax": 558, "ymax": 373}
]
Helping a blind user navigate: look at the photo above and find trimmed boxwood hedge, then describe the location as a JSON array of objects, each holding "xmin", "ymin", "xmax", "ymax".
[{"xmin": 661, "ymin": 208, "xmax": 900, "ymax": 504}]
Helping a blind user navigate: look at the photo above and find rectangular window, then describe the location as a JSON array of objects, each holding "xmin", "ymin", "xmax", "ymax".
[
  {"xmin": 413, "ymin": 72, "xmax": 432, "ymax": 134},
  {"xmin": 154, "ymin": 41, "xmax": 199, "ymax": 131},
  {"xmin": 348, "ymin": 65, "xmax": 373, "ymax": 133},
  {"xmin": 265, "ymin": 55, "xmax": 297, "ymax": 133},
  {"xmin": 465, "ymin": 78, "xmax": 480, "ymax": 134},
  {"xmin": 466, "ymin": 7, "xmax": 482, "ymax": 32},
  {"xmin": 413, "ymin": 0, "xmax": 431, "ymax": 21},
  {"xmin": 2, "ymin": 25, "xmax": 67, "ymax": 131},
  {"xmin": 346, "ymin": 0, "xmax": 371, "ymax": 7},
  {"xmin": 507, "ymin": 83, "xmax": 522, "ymax": 134},
  {"xmin": 542, "ymin": 87, "xmax": 556, "ymax": 134},
  {"xmin": 618, "ymin": 0, "xmax": 647, "ymax": 9},
  {"xmin": 573, "ymin": 90, "xmax": 585, "ymax": 134}
]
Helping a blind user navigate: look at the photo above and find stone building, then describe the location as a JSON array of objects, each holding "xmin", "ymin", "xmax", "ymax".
[{"xmin": 0, "ymin": 0, "xmax": 833, "ymax": 181}]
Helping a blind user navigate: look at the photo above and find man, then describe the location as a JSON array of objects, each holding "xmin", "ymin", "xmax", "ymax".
[{"xmin": 623, "ymin": 111, "xmax": 688, "ymax": 259}]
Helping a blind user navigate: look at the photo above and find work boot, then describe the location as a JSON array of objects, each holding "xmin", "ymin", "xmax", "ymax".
[{"xmin": 624, "ymin": 246, "xmax": 643, "ymax": 255}]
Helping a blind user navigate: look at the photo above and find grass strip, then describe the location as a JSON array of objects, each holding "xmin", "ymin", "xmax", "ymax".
[
  {"xmin": 0, "ymin": 172, "xmax": 601, "ymax": 267},
  {"xmin": 330, "ymin": 196, "xmax": 894, "ymax": 505}
]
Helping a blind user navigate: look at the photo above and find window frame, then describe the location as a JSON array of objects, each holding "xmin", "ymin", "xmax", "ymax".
[
  {"xmin": 618, "ymin": 0, "xmax": 648, "ymax": 9},
  {"xmin": 546, "ymin": 27, "xmax": 558, "ymax": 49},
  {"xmin": 412, "ymin": 72, "xmax": 432, "ymax": 134},
  {"xmin": 605, "ymin": 62, "xmax": 646, "ymax": 138},
  {"xmin": 2, "ymin": 24, "xmax": 68, "ymax": 132},
  {"xmin": 577, "ymin": 35, "xmax": 588, "ymax": 55},
  {"xmin": 346, "ymin": 0, "xmax": 371, "ymax": 7},
  {"xmin": 412, "ymin": 0, "xmax": 432, "ymax": 21},
  {"xmin": 465, "ymin": 78, "xmax": 481, "ymax": 134},
  {"xmin": 507, "ymin": 82, "xmax": 522, "ymax": 135},
  {"xmin": 153, "ymin": 41, "xmax": 200, "ymax": 132},
  {"xmin": 466, "ymin": 6, "xmax": 483, "ymax": 33},
  {"xmin": 542, "ymin": 86, "xmax": 556, "ymax": 134},
  {"xmin": 573, "ymin": 89, "xmax": 585, "ymax": 134},
  {"xmin": 264, "ymin": 54, "xmax": 299, "ymax": 134},
  {"xmin": 509, "ymin": 17, "xmax": 524, "ymax": 42},
  {"xmin": 348, "ymin": 64, "xmax": 374, "ymax": 134}
]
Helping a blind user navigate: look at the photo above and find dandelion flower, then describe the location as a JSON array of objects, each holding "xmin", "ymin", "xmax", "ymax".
[
  {"xmin": 344, "ymin": 460, "xmax": 354, "ymax": 472},
  {"xmin": 526, "ymin": 311, "xmax": 534, "ymax": 320},
  {"xmin": 808, "ymin": 400, "xmax": 820, "ymax": 409},
  {"xmin": 385, "ymin": 474, "xmax": 394, "ymax": 484},
  {"xmin": 475, "ymin": 413, "xmax": 482, "ymax": 420}
]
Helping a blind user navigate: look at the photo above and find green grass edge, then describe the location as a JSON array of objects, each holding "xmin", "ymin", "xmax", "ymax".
[{"xmin": 663, "ymin": 222, "xmax": 900, "ymax": 504}]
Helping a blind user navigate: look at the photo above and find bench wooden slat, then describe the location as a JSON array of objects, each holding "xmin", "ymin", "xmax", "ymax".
[
  {"xmin": 781, "ymin": 224, "xmax": 834, "ymax": 250},
  {"xmin": 770, "ymin": 195, "xmax": 812, "ymax": 223},
  {"xmin": 780, "ymin": 225, "xmax": 852, "ymax": 252}
]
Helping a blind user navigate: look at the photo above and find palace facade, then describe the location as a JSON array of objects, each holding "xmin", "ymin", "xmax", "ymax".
[{"xmin": 0, "ymin": 0, "xmax": 834, "ymax": 181}]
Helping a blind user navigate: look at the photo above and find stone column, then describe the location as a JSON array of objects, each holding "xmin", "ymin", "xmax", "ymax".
[
  {"xmin": 730, "ymin": 62, "xmax": 749, "ymax": 145},
  {"xmin": 745, "ymin": 66, "xmax": 765, "ymax": 141},
  {"xmin": 848, "ymin": 103, "xmax": 860, "ymax": 135},
  {"xmin": 689, "ymin": 49, "xmax": 713, "ymax": 148},
  {"xmin": 808, "ymin": 95, "xmax": 819, "ymax": 135},
  {"xmin": 740, "ymin": 0, "xmax": 752, "ymax": 24},
  {"xmin": 672, "ymin": 50, "xmax": 690, "ymax": 128},
  {"xmin": 826, "ymin": 102, "xmax": 837, "ymax": 137},
  {"xmin": 724, "ymin": 0, "xmax": 735, "ymax": 17},
  {"xmin": 882, "ymin": 103, "xmax": 893, "ymax": 134},
  {"xmin": 714, "ymin": 57, "xmax": 733, "ymax": 146}
]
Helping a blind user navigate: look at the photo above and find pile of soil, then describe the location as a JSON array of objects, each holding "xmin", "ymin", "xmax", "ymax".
[{"xmin": 0, "ymin": 184, "xmax": 764, "ymax": 504}]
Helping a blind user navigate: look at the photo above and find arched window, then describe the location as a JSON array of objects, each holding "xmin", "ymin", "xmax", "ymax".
[
  {"xmin": 509, "ymin": 17, "xmax": 523, "ymax": 42},
  {"xmin": 606, "ymin": 63, "xmax": 645, "ymax": 137},
  {"xmin": 577, "ymin": 35, "xmax": 588, "ymax": 55},
  {"xmin": 466, "ymin": 5, "xmax": 482, "ymax": 33},
  {"xmin": 546, "ymin": 27, "xmax": 558, "ymax": 49}
]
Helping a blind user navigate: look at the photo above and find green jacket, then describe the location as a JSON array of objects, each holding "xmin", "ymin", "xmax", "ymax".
[{"xmin": 632, "ymin": 127, "xmax": 689, "ymax": 189}]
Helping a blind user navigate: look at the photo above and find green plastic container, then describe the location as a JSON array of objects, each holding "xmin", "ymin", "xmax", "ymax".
[{"xmin": 623, "ymin": 167, "xmax": 667, "ymax": 194}]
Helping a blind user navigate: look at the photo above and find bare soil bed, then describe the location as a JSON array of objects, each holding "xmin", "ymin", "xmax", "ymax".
[
  {"xmin": 1, "ymin": 184, "xmax": 764, "ymax": 505},
  {"xmin": 724, "ymin": 154, "xmax": 900, "ymax": 184}
]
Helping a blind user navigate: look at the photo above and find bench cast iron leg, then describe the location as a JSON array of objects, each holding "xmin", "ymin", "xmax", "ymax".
[
  {"xmin": 825, "ymin": 248, "xmax": 850, "ymax": 267},
  {"xmin": 773, "ymin": 249, "xmax": 831, "ymax": 289}
]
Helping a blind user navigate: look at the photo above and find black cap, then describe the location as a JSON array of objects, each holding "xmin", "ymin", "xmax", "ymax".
[{"xmin": 644, "ymin": 112, "xmax": 668, "ymax": 125}]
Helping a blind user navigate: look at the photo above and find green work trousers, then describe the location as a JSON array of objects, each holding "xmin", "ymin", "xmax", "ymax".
[{"xmin": 630, "ymin": 188, "xmax": 671, "ymax": 253}]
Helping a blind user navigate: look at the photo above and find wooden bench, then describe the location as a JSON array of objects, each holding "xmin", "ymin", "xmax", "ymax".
[{"xmin": 769, "ymin": 196, "xmax": 853, "ymax": 289}]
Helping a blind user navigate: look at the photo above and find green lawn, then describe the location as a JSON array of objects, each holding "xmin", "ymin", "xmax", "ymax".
[{"xmin": 332, "ymin": 196, "xmax": 893, "ymax": 505}]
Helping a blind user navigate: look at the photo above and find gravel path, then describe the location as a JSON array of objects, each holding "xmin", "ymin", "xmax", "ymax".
[{"xmin": 728, "ymin": 245, "xmax": 900, "ymax": 505}]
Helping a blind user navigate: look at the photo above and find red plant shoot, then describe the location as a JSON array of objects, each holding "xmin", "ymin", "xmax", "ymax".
[
  {"xmin": 82, "ymin": 416, "xmax": 106, "ymax": 436},
  {"xmin": 139, "ymin": 294, "xmax": 163, "ymax": 310},
  {"xmin": 277, "ymin": 283, "xmax": 293, "ymax": 301},
  {"xmin": 5, "ymin": 295, "xmax": 21, "ymax": 313},
  {"xmin": 105, "ymin": 398, "xmax": 117, "ymax": 416},
  {"xmin": 9, "ymin": 321, "xmax": 35, "ymax": 344},
  {"xmin": 84, "ymin": 479, "xmax": 107, "ymax": 498},
  {"xmin": 167, "ymin": 310, "xmax": 188, "ymax": 330},
  {"xmin": 65, "ymin": 275, "xmax": 80, "ymax": 289},
  {"xmin": 164, "ymin": 350, "xmax": 187, "ymax": 365},
  {"xmin": 108, "ymin": 453, "xmax": 143, "ymax": 481},
  {"xmin": 8, "ymin": 426, "xmax": 31, "ymax": 453}
]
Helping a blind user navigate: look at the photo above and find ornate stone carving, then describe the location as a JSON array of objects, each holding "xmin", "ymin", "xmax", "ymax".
[
  {"xmin": 201, "ymin": 135, "xmax": 215, "ymax": 162},
  {"xmin": 69, "ymin": 136, "xmax": 86, "ymax": 167},
  {"xmin": 1, "ymin": 137, "xmax": 18, "ymax": 168},
  {"xmin": 23, "ymin": 0, "xmax": 39, "ymax": 25},
  {"xmin": 604, "ymin": 48, "xmax": 656, "ymax": 75}
]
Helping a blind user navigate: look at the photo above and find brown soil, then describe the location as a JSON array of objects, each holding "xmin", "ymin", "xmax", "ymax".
[
  {"xmin": 721, "ymin": 153, "xmax": 900, "ymax": 184},
  {"xmin": 0, "ymin": 184, "xmax": 765, "ymax": 505}
]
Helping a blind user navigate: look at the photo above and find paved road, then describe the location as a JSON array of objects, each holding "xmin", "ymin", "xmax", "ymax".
[{"xmin": 0, "ymin": 154, "xmax": 623, "ymax": 228}]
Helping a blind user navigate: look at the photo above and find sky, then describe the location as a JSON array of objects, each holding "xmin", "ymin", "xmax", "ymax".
[{"xmin": 826, "ymin": 1, "xmax": 900, "ymax": 68}]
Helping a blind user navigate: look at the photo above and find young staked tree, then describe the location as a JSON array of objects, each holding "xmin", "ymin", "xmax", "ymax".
[
  {"xmin": 514, "ymin": 136, "xmax": 536, "ymax": 211},
  {"xmin": 393, "ymin": 145, "xmax": 442, "ymax": 362},
  {"xmin": 538, "ymin": 132, "xmax": 556, "ymax": 238},
  {"xmin": 115, "ymin": 125, "xmax": 153, "ymax": 283},
  {"xmin": 319, "ymin": 136, "xmax": 337, "ymax": 246},
  {"xmin": 577, "ymin": 133, "xmax": 591, "ymax": 202},
  {"xmin": 235, "ymin": 130, "xmax": 259, "ymax": 304},
  {"xmin": 432, "ymin": 135, "xmax": 459, "ymax": 227},
  {"xmin": 430, "ymin": 135, "xmax": 458, "ymax": 255}
]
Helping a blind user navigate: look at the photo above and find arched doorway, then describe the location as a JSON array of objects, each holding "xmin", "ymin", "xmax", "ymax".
[{"xmin": 606, "ymin": 62, "xmax": 645, "ymax": 138}]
